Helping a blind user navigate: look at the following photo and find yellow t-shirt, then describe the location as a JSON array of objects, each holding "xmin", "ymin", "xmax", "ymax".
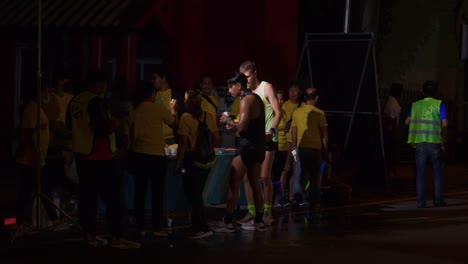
[
  {"xmin": 16, "ymin": 102, "xmax": 49, "ymax": 167},
  {"xmin": 131, "ymin": 101, "xmax": 174, "ymax": 156},
  {"xmin": 278, "ymin": 100, "xmax": 300, "ymax": 150},
  {"xmin": 155, "ymin": 88, "xmax": 174, "ymax": 140},
  {"xmin": 177, "ymin": 111, "xmax": 218, "ymax": 152},
  {"xmin": 281, "ymin": 100, "xmax": 299, "ymax": 143},
  {"xmin": 291, "ymin": 104, "xmax": 327, "ymax": 149}
]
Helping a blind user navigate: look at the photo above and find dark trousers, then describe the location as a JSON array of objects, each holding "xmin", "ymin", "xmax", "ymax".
[
  {"xmin": 415, "ymin": 142, "xmax": 444, "ymax": 207},
  {"xmin": 131, "ymin": 152, "xmax": 166, "ymax": 232},
  {"xmin": 16, "ymin": 164, "xmax": 58, "ymax": 225},
  {"xmin": 45, "ymin": 157, "xmax": 75, "ymax": 194},
  {"xmin": 298, "ymin": 148, "xmax": 322, "ymax": 207},
  {"xmin": 76, "ymin": 158, "xmax": 122, "ymax": 237},
  {"xmin": 273, "ymin": 150, "xmax": 288, "ymax": 182},
  {"xmin": 182, "ymin": 166, "xmax": 210, "ymax": 233}
]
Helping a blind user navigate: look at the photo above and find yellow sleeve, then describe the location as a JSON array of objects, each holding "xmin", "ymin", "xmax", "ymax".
[{"xmin": 277, "ymin": 108, "xmax": 287, "ymax": 131}]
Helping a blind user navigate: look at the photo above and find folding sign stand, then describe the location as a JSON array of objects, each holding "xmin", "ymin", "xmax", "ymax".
[{"xmin": 296, "ymin": 33, "xmax": 387, "ymax": 192}]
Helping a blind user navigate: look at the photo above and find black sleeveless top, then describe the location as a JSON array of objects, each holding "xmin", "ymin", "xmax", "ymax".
[{"xmin": 237, "ymin": 91, "xmax": 266, "ymax": 164}]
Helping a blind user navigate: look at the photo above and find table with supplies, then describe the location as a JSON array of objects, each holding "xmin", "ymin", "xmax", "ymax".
[{"xmin": 203, "ymin": 148, "xmax": 236, "ymax": 204}]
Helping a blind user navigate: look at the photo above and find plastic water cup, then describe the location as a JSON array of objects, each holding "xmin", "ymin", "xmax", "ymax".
[{"xmin": 170, "ymin": 148, "xmax": 177, "ymax": 157}]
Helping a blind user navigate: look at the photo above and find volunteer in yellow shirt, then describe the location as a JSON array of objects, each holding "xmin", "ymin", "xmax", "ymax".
[
  {"xmin": 129, "ymin": 80, "xmax": 178, "ymax": 238},
  {"xmin": 175, "ymin": 90, "xmax": 218, "ymax": 239},
  {"xmin": 152, "ymin": 68, "xmax": 178, "ymax": 144},
  {"xmin": 68, "ymin": 71, "xmax": 140, "ymax": 248},
  {"xmin": 15, "ymin": 91, "xmax": 60, "ymax": 228},
  {"xmin": 291, "ymin": 87, "xmax": 329, "ymax": 210}
]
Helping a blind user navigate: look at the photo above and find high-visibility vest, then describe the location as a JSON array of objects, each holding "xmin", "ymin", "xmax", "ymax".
[
  {"xmin": 69, "ymin": 91, "xmax": 116, "ymax": 155},
  {"xmin": 407, "ymin": 97, "xmax": 442, "ymax": 146}
]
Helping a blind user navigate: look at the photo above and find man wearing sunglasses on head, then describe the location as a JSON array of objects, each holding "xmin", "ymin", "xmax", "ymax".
[{"xmin": 238, "ymin": 60, "xmax": 282, "ymax": 226}]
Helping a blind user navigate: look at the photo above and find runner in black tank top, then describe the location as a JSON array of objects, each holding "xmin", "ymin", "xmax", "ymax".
[{"xmin": 212, "ymin": 72, "xmax": 267, "ymax": 232}]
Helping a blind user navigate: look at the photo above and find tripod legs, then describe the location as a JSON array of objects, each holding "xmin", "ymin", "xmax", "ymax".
[
  {"xmin": 10, "ymin": 191, "xmax": 81, "ymax": 244},
  {"xmin": 40, "ymin": 192, "xmax": 76, "ymax": 225}
]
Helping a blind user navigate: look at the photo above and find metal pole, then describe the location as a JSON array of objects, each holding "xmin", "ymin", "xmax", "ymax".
[
  {"xmin": 371, "ymin": 33, "xmax": 387, "ymax": 186},
  {"xmin": 35, "ymin": 0, "xmax": 42, "ymax": 230},
  {"xmin": 344, "ymin": 0, "xmax": 351, "ymax": 33},
  {"xmin": 295, "ymin": 39, "xmax": 308, "ymax": 79},
  {"xmin": 306, "ymin": 45, "xmax": 314, "ymax": 87}
]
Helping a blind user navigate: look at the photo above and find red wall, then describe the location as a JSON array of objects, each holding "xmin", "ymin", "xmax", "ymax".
[
  {"xmin": 142, "ymin": 0, "xmax": 298, "ymax": 90},
  {"xmin": 0, "ymin": 1, "xmax": 298, "ymax": 162}
]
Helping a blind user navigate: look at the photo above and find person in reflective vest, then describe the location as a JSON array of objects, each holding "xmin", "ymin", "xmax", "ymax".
[
  {"xmin": 405, "ymin": 80, "xmax": 448, "ymax": 208},
  {"xmin": 67, "ymin": 70, "xmax": 140, "ymax": 248}
]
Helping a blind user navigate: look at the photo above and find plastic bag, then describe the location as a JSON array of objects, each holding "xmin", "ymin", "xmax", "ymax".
[{"xmin": 64, "ymin": 158, "xmax": 79, "ymax": 185}]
